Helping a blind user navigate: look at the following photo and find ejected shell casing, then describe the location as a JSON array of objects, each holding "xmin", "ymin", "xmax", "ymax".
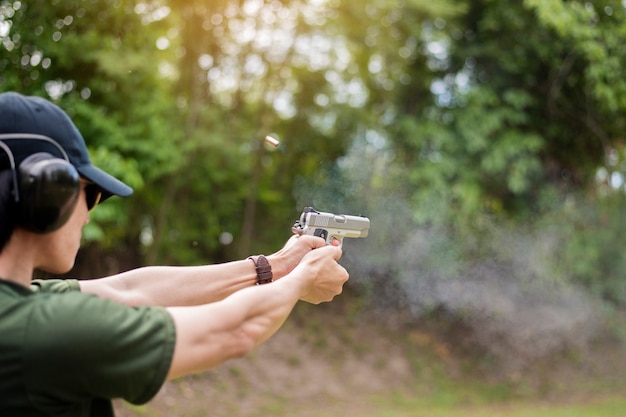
[{"xmin": 265, "ymin": 136, "xmax": 280, "ymax": 148}]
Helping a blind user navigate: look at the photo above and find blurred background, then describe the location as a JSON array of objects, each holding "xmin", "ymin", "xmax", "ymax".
[{"xmin": 3, "ymin": 0, "xmax": 626, "ymax": 415}]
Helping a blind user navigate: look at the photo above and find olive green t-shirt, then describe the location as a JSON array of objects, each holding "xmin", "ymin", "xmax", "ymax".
[{"xmin": 0, "ymin": 278, "xmax": 176, "ymax": 417}]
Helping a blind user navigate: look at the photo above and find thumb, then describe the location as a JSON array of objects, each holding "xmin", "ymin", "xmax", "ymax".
[{"xmin": 296, "ymin": 234, "xmax": 327, "ymax": 250}]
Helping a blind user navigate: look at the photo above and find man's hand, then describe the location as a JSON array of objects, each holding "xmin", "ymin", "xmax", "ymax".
[
  {"xmin": 291, "ymin": 244, "xmax": 348, "ymax": 304},
  {"xmin": 267, "ymin": 234, "xmax": 326, "ymax": 279}
]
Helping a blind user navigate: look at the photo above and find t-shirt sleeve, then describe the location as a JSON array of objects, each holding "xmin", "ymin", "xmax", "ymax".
[
  {"xmin": 23, "ymin": 292, "xmax": 176, "ymax": 406},
  {"xmin": 30, "ymin": 278, "xmax": 81, "ymax": 294}
]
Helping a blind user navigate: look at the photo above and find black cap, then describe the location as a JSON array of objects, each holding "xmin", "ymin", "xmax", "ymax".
[{"xmin": 0, "ymin": 92, "xmax": 133, "ymax": 200}]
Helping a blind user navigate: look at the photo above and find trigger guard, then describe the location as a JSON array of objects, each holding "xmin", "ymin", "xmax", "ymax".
[{"xmin": 314, "ymin": 228, "xmax": 328, "ymax": 240}]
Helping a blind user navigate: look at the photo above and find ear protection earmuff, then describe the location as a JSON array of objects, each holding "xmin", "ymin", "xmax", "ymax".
[{"xmin": 0, "ymin": 134, "xmax": 80, "ymax": 234}]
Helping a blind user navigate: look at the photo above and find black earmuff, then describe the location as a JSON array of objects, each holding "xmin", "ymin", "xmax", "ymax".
[
  {"xmin": 18, "ymin": 153, "xmax": 80, "ymax": 233},
  {"xmin": 0, "ymin": 136, "xmax": 80, "ymax": 234}
]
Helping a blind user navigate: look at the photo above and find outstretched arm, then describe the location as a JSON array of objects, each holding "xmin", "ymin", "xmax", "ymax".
[
  {"xmin": 166, "ymin": 244, "xmax": 348, "ymax": 379},
  {"xmin": 79, "ymin": 235, "xmax": 325, "ymax": 307}
]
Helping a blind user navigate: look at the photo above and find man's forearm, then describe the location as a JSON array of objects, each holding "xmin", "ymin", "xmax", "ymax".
[
  {"xmin": 79, "ymin": 261, "xmax": 260, "ymax": 306},
  {"xmin": 165, "ymin": 275, "xmax": 304, "ymax": 379}
]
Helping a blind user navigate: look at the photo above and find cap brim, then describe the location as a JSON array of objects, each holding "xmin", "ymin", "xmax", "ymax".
[{"xmin": 77, "ymin": 165, "xmax": 133, "ymax": 201}]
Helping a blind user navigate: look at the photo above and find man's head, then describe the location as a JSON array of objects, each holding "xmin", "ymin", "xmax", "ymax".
[{"xmin": 0, "ymin": 92, "xmax": 133, "ymax": 248}]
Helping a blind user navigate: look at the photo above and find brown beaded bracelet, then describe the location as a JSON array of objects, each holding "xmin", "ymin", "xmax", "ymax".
[{"xmin": 247, "ymin": 255, "xmax": 273, "ymax": 285}]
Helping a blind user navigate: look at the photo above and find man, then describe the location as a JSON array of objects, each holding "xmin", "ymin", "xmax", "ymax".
[{"xmin": 0, "ymin": 92, "xmax": 349, "ymax": 417}]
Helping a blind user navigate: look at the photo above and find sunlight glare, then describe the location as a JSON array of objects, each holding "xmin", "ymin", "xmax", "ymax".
[
  {"xmin": 243, "ymin": 0, "xmax": 263, "ymax": 16},
  {"xmin": 0, "ymin": 20, "xmax": 11, "ymax": 38},
  {"xmin": 611, "ymin": 171, "xmax": 624, "ymax": 189},
  {"xmin": 156, "ymin": 36, "xmax": 169, "ymax": 50},
  {"xmin": 273, "ymin": 91, "xmax": 296, "ymax": 119},
  {"xmin": 198, "ymin": 54, "xmax": 214, "ymax": 70}
]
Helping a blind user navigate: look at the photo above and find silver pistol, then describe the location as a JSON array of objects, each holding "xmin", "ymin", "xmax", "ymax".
[{"xmin": 292, "ymin": 207, "xmax": 370, "ymax": 248}]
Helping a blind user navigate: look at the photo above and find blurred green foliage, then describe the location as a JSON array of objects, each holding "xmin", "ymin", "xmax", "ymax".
[{"xmin": 2, "ymin": 0, "xmax": 626, "ymax": 304}]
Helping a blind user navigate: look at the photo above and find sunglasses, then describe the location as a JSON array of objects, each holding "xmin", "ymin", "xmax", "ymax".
[{"xmin": 80, "ymin": 179, "xmax": 103, "ymax": 211}]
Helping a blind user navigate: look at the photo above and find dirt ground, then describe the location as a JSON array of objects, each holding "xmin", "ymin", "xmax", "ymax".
[{"xmin": 113, "ymin": 301, "xmax": 626, "ymax": 417}]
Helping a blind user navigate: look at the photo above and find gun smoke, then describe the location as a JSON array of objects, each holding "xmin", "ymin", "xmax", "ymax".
[{"xmin": 294, "ymin": 136, "xmax": 604, "ymax": 373}]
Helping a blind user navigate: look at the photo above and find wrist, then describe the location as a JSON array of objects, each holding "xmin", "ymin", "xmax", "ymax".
[
  {"xmin": 266, "ymin": 254, "xmax": 287, "ymax": 280},
  {"xmin": 247, "ymin": 255, "xmax": 273, "ymax": 285}
]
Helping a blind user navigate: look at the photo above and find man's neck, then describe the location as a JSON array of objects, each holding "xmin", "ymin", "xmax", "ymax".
[{"xmin": 0, "ymin": 230, "xmax": 36, "ymax": 287}]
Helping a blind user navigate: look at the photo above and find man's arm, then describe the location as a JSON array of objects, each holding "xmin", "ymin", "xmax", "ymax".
[
  {"xmin": 166, "ymin": 244, "xmax": 348, "ymax": 379},
  {"xmin": 79, "ymin": 235, "xmax": 324, "ymax": 307}
]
